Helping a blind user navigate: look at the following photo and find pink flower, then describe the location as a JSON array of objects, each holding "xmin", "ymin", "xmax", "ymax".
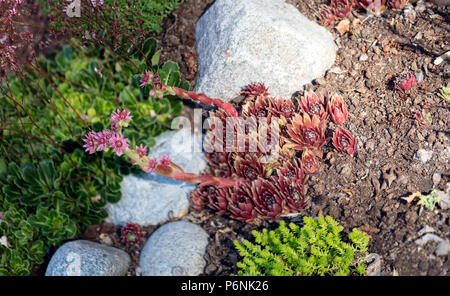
[
  {"xmin": 83, "ymin": 131, "xmax": 97, "ymax": 154},
  {"xmin": 140, "ymin": 70, "xmax": 151, "ymax": 87},
  {"xmin": 135, "ymin": 144, "xmax": 147, "ymax": 158},
  {"xmin": 108, "ymin": 133, "xmax": 129, "ymax": 156},
  {"xmin": 111, "ymin": 122, "xmax": 120, "ymax": 132},
  {"xmin": 95, "ymin": 129, "xmax": 112, "ymax": 151},
  {"xmin": 110, "ymin": 109, "xmax": 132, "ymax": 124},
  {"xmin": 160, "ymin": 155, "xmax": 171, "ymax": 166},
  {"xmin": 146, "ymin": 158, "xmax": 158, "ymax": 173}
]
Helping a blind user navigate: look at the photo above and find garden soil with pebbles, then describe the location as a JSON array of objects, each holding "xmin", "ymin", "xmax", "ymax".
[{"xmin": 40, "ymin": 0, "xmax": 449, "ymax": 276}]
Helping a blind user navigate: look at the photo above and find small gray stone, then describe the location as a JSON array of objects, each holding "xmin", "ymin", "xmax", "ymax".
[
  {"xmin": 45, "ymin": 240, "xmax": 131, "ymax": 276},
  {"xmin": 417, "ymin": 225, "xmax": 435, "ymax": 237},
  {"xmin": 106, "ymin": 129, "xmax": 207, "ymax": 225},
  {"xmin": 436, "ymin": 190, "xmax": 450, "ymax": 210},
  {"xmin": 432, "ymin": 173, "xmax": 442, "ymax": 185},
  {"xmin": 366, "ymin": 253, "xmax": 382, "ymax": 276},
  {"xmin": 415, "ymin": 233, "xmax": 444, "ymax": 246},
  {"xmin": 359, "ymin": 54, "xmax": 369, "ymax": 62},
  {"xmin": 435, "ymin": 241, "xmax": 450, "ymax": 256},
  {"xmin": 194, "ymin": 0, "xmax": 336, "ymax": 100},
  {"xmin": 139, "ymin": 221, "xmax": 209, "ymax": 276},
  {"xmin": 416, "ymin": 149, "xmax": 433, "ymax": 163}
]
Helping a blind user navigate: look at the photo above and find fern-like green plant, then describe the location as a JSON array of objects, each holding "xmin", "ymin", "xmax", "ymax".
[{"xmin": 234, "ymin": 216, "xmax": 370, "ymax": 276}]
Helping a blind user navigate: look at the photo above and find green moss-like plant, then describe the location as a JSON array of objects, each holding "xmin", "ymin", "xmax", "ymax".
[{"xmin": 233, "ymin": 216, "xmax": 370, "ymax": 276}]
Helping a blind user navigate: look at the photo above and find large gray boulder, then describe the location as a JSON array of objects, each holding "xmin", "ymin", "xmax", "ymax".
[
  {"xmin": 45, "ymin": 240, "xmax": 131, "ymax": 276},
  {"xmin": 139, "ymin": 221, "xmax": 209, "ymax": 276},
  {"xmin": 106, "ymin": 129, "xmax": 206, "ymax": 226},
  {"xmin": 194, "ymin": 0, "xmax": 337, "ymax": 100}
]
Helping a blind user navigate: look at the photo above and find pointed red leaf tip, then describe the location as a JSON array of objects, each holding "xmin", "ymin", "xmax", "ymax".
[
  {"xmin": 328, "ymin": 94, "xmax": 348, "ymax": 125},
  {"xmin": 395, "ymin": 73, "xmax": 418, "ymax": 92},
  {"xmin": 332, "ymin": 126, "xmax": 357, "ymax": 156}
]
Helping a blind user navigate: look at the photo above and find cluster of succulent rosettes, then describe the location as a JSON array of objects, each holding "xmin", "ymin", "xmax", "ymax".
[
  {"xmin": 120, "ymin": 222, "xmax": 145, "ymax": 247},
  {"xmin": 190, "ymin": 83, "xmax": 357, "ymax": 222}
]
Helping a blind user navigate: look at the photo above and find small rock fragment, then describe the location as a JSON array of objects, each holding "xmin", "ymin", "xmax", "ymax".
[
  {"xmin": 366, "ymin": 253, "xmax": 382, "ymax": 276},
  {"xmin": 434, "ymin": 51, "xmax": 450, "ymax": 65},
  {"xmin": 435, "ymin": 241, "xmax": 450, "ymax": 256},
  {"xmin": 432, "ymin": 173, "xmax": 441, "ymax": 185},
  {"xmin": 435, "ymin": 190, "xmax": 450, "ymax": 210},
  {"xmin": 417, "ymin": 225, "xmax": 435, "ymax": 237},
  {"xmin": 416, "ymin": 149, "xmax": 433, "ymax": 164},
  {"xmin": 415, "ymin": 233, "xmax": 443, "ymax": 246}
]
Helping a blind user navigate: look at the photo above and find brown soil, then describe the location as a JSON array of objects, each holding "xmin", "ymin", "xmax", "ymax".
[{"xmin": 81, "ymin": 0, "xmax": 449, "ymax": 276}]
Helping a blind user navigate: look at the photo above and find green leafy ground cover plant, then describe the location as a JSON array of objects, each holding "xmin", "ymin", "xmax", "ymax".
[
  {"xmin": 418, "ymin": 190, "xmax": 441, "ymax": 211},
  {"xmin": 0, "ymin": 38, "xmax": 187, "ymax": 275},
  {"xmin": 233, "ymin": 216, "xmax": 369, "ymax": 276}
]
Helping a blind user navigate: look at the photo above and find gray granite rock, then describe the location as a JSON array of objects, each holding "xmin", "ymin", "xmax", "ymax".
[
  {"xmin": 139, "ymin": 221, "xmax": 209, "ymax": 276},
  {"xmin": 194, "ymin": 0, "xmax": 336, "ymax": 101},
  {"xmin": 45, "ymin": 240, "xmax": 130, "ymax": 276},
  {"xmin": 106, "ymin": 129, "xmax": 206, "ymax": 226}
]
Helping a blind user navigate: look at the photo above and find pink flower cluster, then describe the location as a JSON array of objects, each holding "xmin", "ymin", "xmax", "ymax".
[
  {"xmin": 82, "ymin": 129, "xmax": 129, "ymax": 156},
  {"xmin": 82, "ymin": 109, "xmax": 172, "ymax": 172}
]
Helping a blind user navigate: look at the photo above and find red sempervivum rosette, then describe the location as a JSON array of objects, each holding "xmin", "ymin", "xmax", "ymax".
[
  {"xmin": 272, "ymin": 176, "xmax": 308, "ymax": 212},
  {"xmin": 332, "ymin": 126, "xmax": 357, "ymax": 156},
  {"xmin": 268, "ymin": 96, "xmax": 296, "ymax": 119},
  {"xmin": 240, "ymin": 82, "xmax": 270, "ymax": 99},
  {"xmin": 331, "ymin": 0, "xmax": 353, "ymax": 19},
  {"xmin": 252, "ymin": 178, "xmax": 283, "ymax": 221},
  {"xmin": 228, "ymin": 182, "xmax": 257, "ymax": 222},
  {"xmin": 300, "ymin": 150, "xmax": 320, "ymax": 174},
  {"xmin": 206, "ymin": 187, "xmax": 232, "ymax": 215},
  {"xmin": 234, "ymin": 154, "xmax": 271, "ymax": 181},
  {"xmin": 284, "ymin": 113, "xmax": 328, "ymax": 157},
  {"xmin": 297, "ymin": 90, "xmax": 328, "ymax": 121},
  {"xmin": 394, "ymin": 73, "xmax": 418, "ymax": 92}
]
